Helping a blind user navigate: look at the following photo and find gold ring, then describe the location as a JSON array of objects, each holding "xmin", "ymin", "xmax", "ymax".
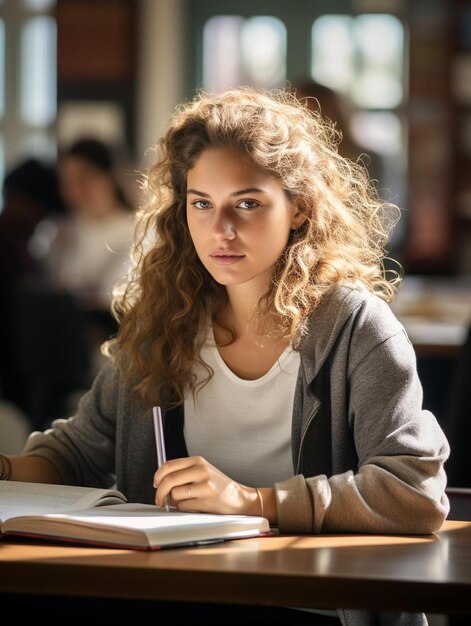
[{"xmin": 187, "ymin": 484, "xmax": 192, "ymax": 499}]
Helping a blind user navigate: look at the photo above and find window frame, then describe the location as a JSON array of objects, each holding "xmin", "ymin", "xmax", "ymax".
[{"xmin": 0, "ymin": 0, "xmax": 57, "ymax": 184}]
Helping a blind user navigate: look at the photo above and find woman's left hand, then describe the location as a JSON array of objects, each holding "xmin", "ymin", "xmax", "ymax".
[{"xmin": 153, "ymin": 455, "xmax": 259, "ymax": 515}]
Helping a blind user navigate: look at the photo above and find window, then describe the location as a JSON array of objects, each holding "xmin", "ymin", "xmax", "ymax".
[
  {"xmin": 0, "ymin": 0, "xmax": 57, "ymax": 212},
  {"xmin": 21, "ymin": 16, "xmax": 56, "ymax": 127},
  {"xmin": 203, "ymin": 15, "xmax": 286, "ymax": 92},
  {"xmin": 312, "ymin": 14, "xmax": 404, "ymax": 109},
  {"xmin": 311, "ymin": 14, "xmax": 405, "ymax": 157},
  {"xmin": 312, "ymin": 13, "xmax": 407, "ymax": 245}
]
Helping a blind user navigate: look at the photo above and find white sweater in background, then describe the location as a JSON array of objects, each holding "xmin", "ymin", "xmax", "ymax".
[{"xmin": 41, "ymin": 211, "xmax": 134, "ymax": 308}]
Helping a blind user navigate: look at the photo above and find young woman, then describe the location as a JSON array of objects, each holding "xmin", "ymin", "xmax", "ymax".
[{"xmin": 1, "ymin": 88, "xmax": 449, "ymax": 625}]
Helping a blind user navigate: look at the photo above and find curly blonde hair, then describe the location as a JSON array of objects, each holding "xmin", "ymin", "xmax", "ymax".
[{"xmin": 107, "ymin": 87, "xmax": 401, "ymax": 410}]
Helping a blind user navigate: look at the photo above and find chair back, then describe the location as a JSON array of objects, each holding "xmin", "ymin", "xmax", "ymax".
[{"xmin": 446, "ymin": 487, "xmax": 471, "ymax": 521}]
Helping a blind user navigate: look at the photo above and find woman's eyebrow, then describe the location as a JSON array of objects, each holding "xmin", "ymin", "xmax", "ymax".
[
  {"xmin": 187, "ymin": 188, "xmax": 210, "ymax": 197},
  {"xmin": 230, "ymin": 188, "xmax": 266, "ymax": 197},
  {"xmin": 186, "ymin": 187, "xmax": 266, "ymax": 197}
]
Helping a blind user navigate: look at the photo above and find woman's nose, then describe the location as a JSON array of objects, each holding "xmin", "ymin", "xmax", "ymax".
[{"xmin": 212, "ymin": 211, "xmax": 236, "ymax": 239}]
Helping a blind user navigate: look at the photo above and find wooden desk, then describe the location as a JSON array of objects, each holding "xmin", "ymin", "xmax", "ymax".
[{"xmin": 1, "ymin": 520, "xmax": 470, "ymax": 615}]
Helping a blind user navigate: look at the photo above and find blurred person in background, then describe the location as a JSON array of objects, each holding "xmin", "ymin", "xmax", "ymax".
[
  {"xmin": 293, "ymin": 80, "xmax": 385, "ymax": 195},
  {"xmin": 38, "ymin": 138, "xmax": 136, "ymax": 379},
  {"xmin": 0, "ymin": 157, "xmax": 65, "ymax": 288},
  {"xmin": 293, "ymin": 80, "xmax": 399, "ymax": 275},
  {"xmin": 42, "ymin": 137, "xmax": 135, "ymax": 311},
  {"xmin": 0, "ymin": 158, "xmax": 66, "ymax": 417}
]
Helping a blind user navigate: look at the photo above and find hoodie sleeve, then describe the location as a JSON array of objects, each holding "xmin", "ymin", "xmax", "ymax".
[{"xmin": 275, "ymin": 326, "xmax": 450, "ymax": 535}]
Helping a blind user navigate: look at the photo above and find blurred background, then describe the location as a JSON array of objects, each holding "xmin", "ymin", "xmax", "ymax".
[{"xmin": 0, "ymin": 0, "xmax": 469, "ymax": 488}]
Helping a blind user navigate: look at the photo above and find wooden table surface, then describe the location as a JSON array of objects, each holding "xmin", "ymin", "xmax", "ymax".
[{"xmin": 1, "ymin": 520, "xmax": 470, "ymax": 614}]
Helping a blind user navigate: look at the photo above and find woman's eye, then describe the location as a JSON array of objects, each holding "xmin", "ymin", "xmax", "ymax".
[
  {"xmin": 192, "ymin": 200, "xmax": 212, "ymax": 209},
  {"xmin": 237, "ymin": 200, "xmax": 260, "ymax": 210}
]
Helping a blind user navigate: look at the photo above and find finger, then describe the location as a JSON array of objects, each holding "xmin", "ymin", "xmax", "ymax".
[
  {"xmin": 153, "ymin": 458, "xmax": 195, "ymax": 487},
  {"xmin": 176, "ymin": 495, "xmax": 215, "ymax": 514},
  {"xmin": 170, "ymin": 480, "xmax": 208, "ymax": 504},
  {"xmin": 155, "ymin": 466, "xmax": 209, "ymax": 507},
  {"xmin": 153, "ymin": 456, "xmax": 206, "ymax": 488}
]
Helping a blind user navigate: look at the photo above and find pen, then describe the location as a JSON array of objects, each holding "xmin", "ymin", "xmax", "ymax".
[{"xmin": 153, "ymin": 405, "xmax": 170, "ymax": 512}]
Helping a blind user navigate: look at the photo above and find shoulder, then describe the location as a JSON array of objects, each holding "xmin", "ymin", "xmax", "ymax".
[
  {"xmin": 299, "ymin": 284, "xmax": 408, "ymax": 372},
  {"xmin": 341, "ymin": 284, "xmax": 404, "ymax": 338},
  {"xmin": 305, "ymin": 283, "xmax": 403, "ymax": 339},
  {"xmin": 88, "ymin": 357, "xmax": 122, "ymax": 405},
  {"xmin": 74, "ymin": 355, "xmax": 140, "ymax": 427},
  {"xmin": 325, "ymin": 282, "xmax": 401, "ymax": 326},
  {"xmin": 326, "ymin": 284, "xmax": 412, "ymax": 372}
]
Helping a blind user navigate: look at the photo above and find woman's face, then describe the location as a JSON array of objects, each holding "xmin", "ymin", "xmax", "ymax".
[
  {"xmin": 186, "ymin": 147, "xmax": 305, "ymax": 293},
  {"xmin": 59, "ymin": 156, "xmax": 116, "ymax": 218}
]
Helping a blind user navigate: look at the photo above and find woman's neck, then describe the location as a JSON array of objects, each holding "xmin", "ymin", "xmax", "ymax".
[
  {"xmin": 219, "ymin": 282, "xmax": 277, "ymax": 340},
  {"xmin": 223, "ymin": 281, "xmax": 258, "ymax": 329},
  {"xmin": 213, "ymin": 284, "xmax": 289, "ymax": 379}
]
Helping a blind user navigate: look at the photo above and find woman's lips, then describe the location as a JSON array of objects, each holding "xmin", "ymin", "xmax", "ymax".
[{"xmin": 210, "ymin": 254, "xmax": 245, "ymax": 265}]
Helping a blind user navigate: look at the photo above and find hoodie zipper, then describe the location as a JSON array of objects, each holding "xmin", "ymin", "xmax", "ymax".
[{"xmin": 295, "ymin": 402, "xmax": 321, "ymax": 474}]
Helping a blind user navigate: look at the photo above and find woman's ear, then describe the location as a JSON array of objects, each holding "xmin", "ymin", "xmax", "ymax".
[{"xmin": 290, "ymin": 203, "xmax": 307, "ymax": 230}]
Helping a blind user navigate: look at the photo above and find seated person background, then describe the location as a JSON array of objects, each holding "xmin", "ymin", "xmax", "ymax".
[
  {"xmin": 0, "ymin": 157, "xmax": 67, "ymax": 426},
  {"xmin": 293, "ymin": 80, "xmax": 385, "ymax": 197},
  {"xmin": 33, "ymin": 137, "xmax": 136, "ymax": 382},
  {"xmin": 40, "ymin": 137, "xmax": 135, "ymax": 311}
]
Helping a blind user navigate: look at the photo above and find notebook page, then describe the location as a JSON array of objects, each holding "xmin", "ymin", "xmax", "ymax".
[{"xmin": 0, "ymin": 481, "xmax": 125, "ymax": 523}]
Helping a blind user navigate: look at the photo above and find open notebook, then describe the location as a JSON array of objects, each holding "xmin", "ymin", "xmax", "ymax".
[{"xmin": 0, "ymin": 481, "xmax": 271, "ymax": 550}]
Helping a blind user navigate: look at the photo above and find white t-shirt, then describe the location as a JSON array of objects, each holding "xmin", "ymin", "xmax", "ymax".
[{"xmin": 184, "ymin": 328, "xmax": 300, "ymax": 487}]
